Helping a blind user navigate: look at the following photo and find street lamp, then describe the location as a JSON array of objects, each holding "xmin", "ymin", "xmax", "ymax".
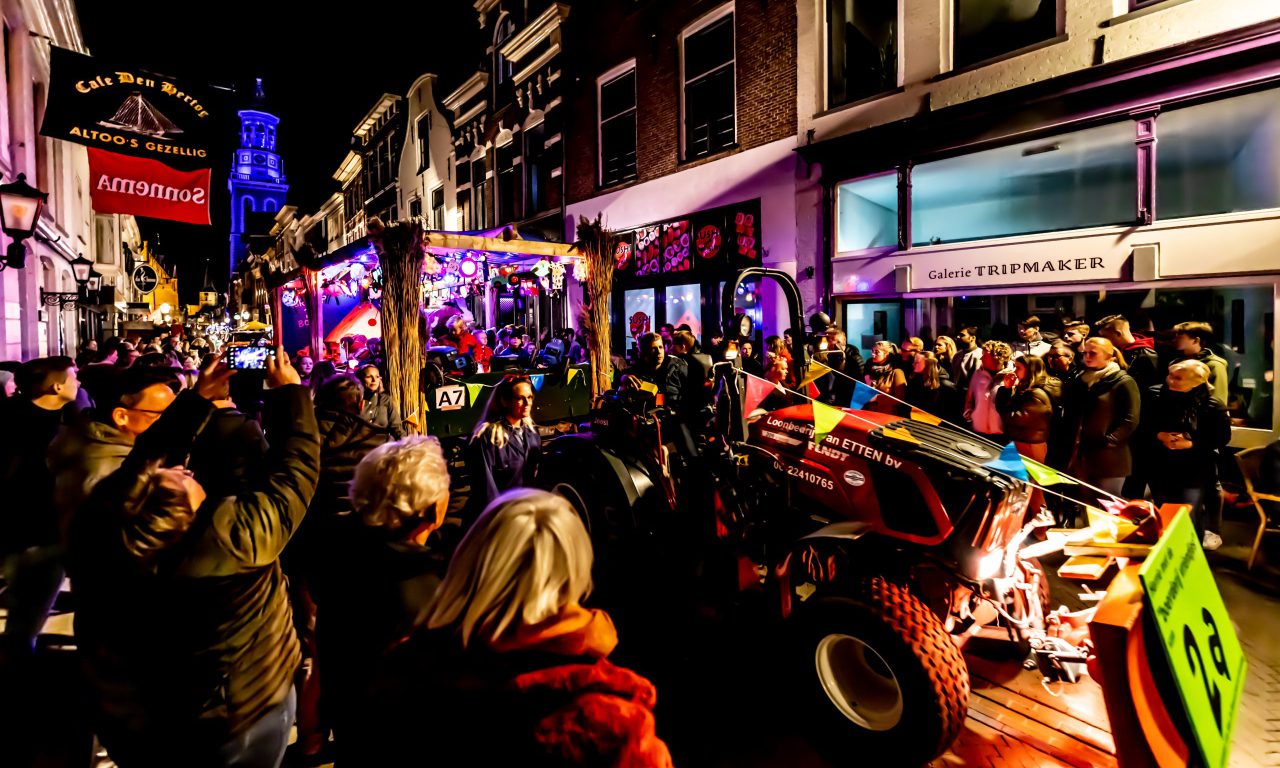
[
  {"xmin": 41, "ymin": 254, "xmax": 96, "ymax": 309},
  {"xmin": 0, "ymin": 173, "xmax": 48, "ymax": 270},
  {"xmin": 70, "ymin": 254, "xmax": 94, "ymax": 288}
]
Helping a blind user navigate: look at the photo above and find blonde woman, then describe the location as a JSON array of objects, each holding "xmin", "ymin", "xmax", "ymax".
[
  {"xmin": 369, "ymin": 490, "xmax": 673, "ymax": 767},
  {"xmin": 933, "ymin": 335, "xmax": 957, "ymax": 371},
  {"xmin": 1064, "ymin": 337, "xmax": 1140, "ymax": 497},
  {"xmin": 466, "ymin": 374, "xmax": 541, "ymax": 518},
  {"xmin": 864, "ymin": 340, "xmax": 908, "ymax": 414}
]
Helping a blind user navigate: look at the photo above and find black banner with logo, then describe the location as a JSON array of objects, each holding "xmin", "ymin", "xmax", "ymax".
[{"xmin": 40, "ymin": 47, "xmax": 224, "ymax": 169}]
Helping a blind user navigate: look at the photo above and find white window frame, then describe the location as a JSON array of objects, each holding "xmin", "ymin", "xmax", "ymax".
[
  {"xmin": 679, "ymin": 2, "xmax": 736, "ymax": 161},
  {"xmin": 597, "ymin": 58, "xmax": 638, "ymax": 187}
]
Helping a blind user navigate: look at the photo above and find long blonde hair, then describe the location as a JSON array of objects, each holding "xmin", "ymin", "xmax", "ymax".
[
  {"xmin": 426, "ymin": 489, "xmax": 593, "ymax": 648},
  {"xmin": 472, "ymin": 374, "xmax": 535, "ymax": 449}
]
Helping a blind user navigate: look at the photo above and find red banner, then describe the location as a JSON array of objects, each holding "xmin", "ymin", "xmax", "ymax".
[{"xmin": 87, "ymin": 148, "xmax": 211, "ymax": 225}]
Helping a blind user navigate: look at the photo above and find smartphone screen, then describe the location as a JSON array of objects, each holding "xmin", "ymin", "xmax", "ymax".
[{"xmin": 229, "ymin": 346, "xmax": 270, "ymax": 370}]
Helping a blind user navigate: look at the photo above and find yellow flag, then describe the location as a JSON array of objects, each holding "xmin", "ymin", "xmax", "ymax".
[
  {"xmin": 909, "ymin": 408, "xmax": 942, "ymax": 426},
  {"xmin": 567, "ymin": 368, "xmax": 581, "ymax": 384},
  {"xmin": 881, "ymin": 426, "xmax": 920, "ymax": 445},
  {"xmin": 812, "ymin": 401, "xmax": 845, "ymax": 447},
  {"xmin": 466, "ymin": 382, "xmax": 485, "ymax": 406},
  {"xmin": 799, "ymin": 361, "xmax": 833, "ymax": 388}
]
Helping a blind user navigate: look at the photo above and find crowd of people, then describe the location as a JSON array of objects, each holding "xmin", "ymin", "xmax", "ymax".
[
  {"xmin": 0, "ymin": 325, "xmax": 667, "ymax": 768},
  {"xmin": 1, "ymin": 305, "xmax": 1277, "ymax": 767}
]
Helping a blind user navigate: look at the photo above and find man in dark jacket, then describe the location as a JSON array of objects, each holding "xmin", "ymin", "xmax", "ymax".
[
  {"xmin": 0, "ymin": 357, "xmax": 81, "ymax": 661},
  {"xmin": 1144, "ymin": 360, "xmax": 1232, "ymax": 549},
  {"xmin": 623, "ymin": 332, "xmax": 688, "ymax": 412},
  {"xmin": 671, "ymin": 330, "xmax": 712, "ymax": 417},
  {"xmin": 66, "ymin": 350, "xmax": 318, "ymax": 767},
  {"xmin": 187, "ymin": 397, "xmax": 269, "ymax": 500},
  {"xmin": 1095, "ymin": 314, "xmax": 1161, "ymax": 391}
]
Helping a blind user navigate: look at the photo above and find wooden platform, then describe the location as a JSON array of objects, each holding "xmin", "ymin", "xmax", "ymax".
[{"xmin": 931, "ymin": 653, "xmax": 1118, "ymax": 768}]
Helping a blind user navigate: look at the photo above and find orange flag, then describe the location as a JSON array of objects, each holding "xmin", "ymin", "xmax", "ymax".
[{"xmin": 910, "ymin": 408, "xmax": 942, "ymax": 426}]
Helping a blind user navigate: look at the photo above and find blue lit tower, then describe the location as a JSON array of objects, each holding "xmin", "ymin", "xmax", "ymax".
[{"xmin": 228, "ymin": 78, "xmax": 288, "ymax": 273}]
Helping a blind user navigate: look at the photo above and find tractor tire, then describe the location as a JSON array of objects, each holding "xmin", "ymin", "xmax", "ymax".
[{"xmin": 795, "ymin": 578, "xmax": 969, "ymax": 765}]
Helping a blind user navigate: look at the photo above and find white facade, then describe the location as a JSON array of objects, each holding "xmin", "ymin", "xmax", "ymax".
[
  {"xmin": 399, "ymin": 73, "xmax": 456, "ymax": 232},
  {"xmin": 0, "ymin": 0, "xmax": 94, "ymax": 361}
]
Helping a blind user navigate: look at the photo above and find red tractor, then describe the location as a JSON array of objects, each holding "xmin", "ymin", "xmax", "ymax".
[{"xmin": 540, "ymin": 268, "xmax": 1077, "ymax": 765}]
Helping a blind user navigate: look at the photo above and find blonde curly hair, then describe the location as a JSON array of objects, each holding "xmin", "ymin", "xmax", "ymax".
[{"xmin": 349, "ymin": 436, "xmax": 450, "ymax": 532}]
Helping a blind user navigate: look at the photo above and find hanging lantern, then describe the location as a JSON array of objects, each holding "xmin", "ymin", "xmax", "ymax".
[
  {"xmin": 532, "ymin": 258, "xmax": 551, "ymax": 277},
  {"xmin": 573, "ymin": 259, "xmax": 588, "ymax": 282}
]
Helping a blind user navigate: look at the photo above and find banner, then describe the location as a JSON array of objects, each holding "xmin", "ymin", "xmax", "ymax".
[
  {"xmin": 42, "ymin": 47, "xmax": 223, "ymax": 168},
  {"xmin": 88, "ymin": 149, "xmax": 211, "ymax": 225}
]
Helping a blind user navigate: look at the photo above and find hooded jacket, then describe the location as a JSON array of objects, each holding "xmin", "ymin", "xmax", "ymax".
[
  {"xmin": 47, "ymin": 416, "xmax": 134, "ymax": 542},
  {"xmin": 67, "ymin": 386, "xmax": 319, "ymax": 748},
  {"xmin": 1121, "ymin": 337, "xmax": 1161, "ymax": 393},
  {"xmin": 1192, "ymin": 348, "xmax": 1230, "ymax": 405}
]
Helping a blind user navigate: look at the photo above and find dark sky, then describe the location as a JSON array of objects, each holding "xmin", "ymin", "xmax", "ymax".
[{"xmin": 75, "ymin": 0, "xmax": 477, "ymax": 298}]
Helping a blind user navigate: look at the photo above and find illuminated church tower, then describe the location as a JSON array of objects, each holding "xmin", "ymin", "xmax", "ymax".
[{"xmin": 228, "ymin": 78, "xmax": 288, "ymax": 273}]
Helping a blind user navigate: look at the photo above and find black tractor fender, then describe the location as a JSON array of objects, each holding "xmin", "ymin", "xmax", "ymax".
[{"xmin": 539, "ymin": 433, "xmax": 661, "ymax": 531}]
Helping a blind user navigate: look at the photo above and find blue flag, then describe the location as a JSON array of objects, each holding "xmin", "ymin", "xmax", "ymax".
[
  {"xmin": 849, "ymin": 380, "xmax": 879, "ymax": 410},
  {"xmin": 529, "ymin": 374, "xmax": 546, "ymax": 392},
  {"xmin": 983, "ymin": 442, "xmax": 1029, "ymax": 481}
]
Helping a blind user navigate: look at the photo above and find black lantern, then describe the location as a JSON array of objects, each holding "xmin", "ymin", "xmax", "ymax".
[
  {"xmin": 70, "ymin": 254, "xmax": 94, "ymax": 289},
  {"xmin": 0, "ymin": 173, "xmax": 48, "ymax": 270}
]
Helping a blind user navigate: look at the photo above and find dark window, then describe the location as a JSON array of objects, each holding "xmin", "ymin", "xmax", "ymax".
[
  {"xmin": 827, "ymin": 0, "xmax": 897, "ymax": 108},
  {"xmin": 525, "ymin": 122, "xmax": 547, "ymax": 214},
  {"xmin": 456, "ymin": 156, "xmax": 472, "ymax": 186},
  {"xmin": 472, "ymin": 157, "xmax": 490, "ymax": 229},
  {"xmin": 497, "ymin": 143, "xmax": 520, "ymax": 224},
  {"xmin": 409, "ymin": 198, "xmax": 422, "ymax": 219},
  {"xmin": 457, "ymin": 188, "xmax": 473, "ymax": 230},
  {"xmin": 431, "ymin": 186, "xmax": 445, "ymax": 229},
  {"xmin": 599, "ymin": 69, "xmax": 638, "ymax": 186},
  {"xmin": 1129, "ymin": 0, "xmax": 1163, "ymax": 9},
  {"xmin": 417, "ymin": 114, "xmax": 430, "ymax": 172},
  {"xmin": 683, "ymin": 13, "xmax": 736, "ymax": 159},
  {"xmin": 954, "ymin": 0, "xmax": 1057, "ymax": 69}
]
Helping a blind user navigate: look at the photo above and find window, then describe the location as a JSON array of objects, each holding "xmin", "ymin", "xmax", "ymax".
[
  {"xmin": 417, "ymin": 114, "xmax": 430, "ymax": 172},
  {"xmin": 456, "ymin": 156, "xmax": 472, "ymax": 187},
  {"xmin": 836, "ymin": 172, "xmax": 897, "ymax": 252},
  {"xmin": 623, "ymin": 288, "xmax": 656, "ymax": 353},
  {"xmin": 524, "ymin": 122, "xmax": 547, "ymax": 213},
  {"xmin": 665, "ymin": 283, "xmax": 703, "ymax": 337},
  {"xmin": 95, "ymin": 216, "xmax": 116, "ymax": 265},
  {"xmin": 409, "ymin": 198, "xmax": 422, "ymax": 219},
  {"xmin": 1157, "ymin": 87, "xmax": 1280, "ymax": 220},
  {"xmin": 599, "ymin": 66, "xmax": 638, "ymax": 186},
  {"xmin": 911, "ymin": 120, "xmax": 1137, "ymax": 245},
  {"xmin": 827, "ymin": 0, "xmax": 897, "ymax": 108},
  {"xmin": 954, "ymin": 0, "xmax": 1057, "ymax": 69},
  {"xmin": 682, "ymin": 8, "xmax": 736, "ymax": 159},
  {"xmin": 473, "ymin": 157, "xmax": 491, "ymax": 229},
  {"xmin": 431, "ymin": 186, "xmax": 445, "ymax": 230},
  {"xmin": 457, "ymin": 188, "xmax": 473, "ymax": 230},
  {"xmin": 497, "ymin": 142, "xmax": 520, "ymax": 224}
]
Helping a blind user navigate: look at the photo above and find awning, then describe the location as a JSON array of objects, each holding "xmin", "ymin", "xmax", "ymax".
[{"xmin": 295, "ymin": 223, "xmax": 577, "ymax": 274}]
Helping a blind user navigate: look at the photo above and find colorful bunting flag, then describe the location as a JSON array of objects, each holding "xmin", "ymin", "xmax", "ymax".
[
  {"xmin": 983, "ymin": 442, "xmax": 1029, "ymax": 481},
  {"xmin": 529, "ymin": 374, "xmax": 546, "ymax": 392},
  {"xmin": 799, "ymin": 361, "xmax": 832, "ymax": 387},
  {"xmin": 744, "ymin": 375, "xmax": 776, "ymax": 414},
  {"xmin": 805, "ymin": 382, "xmax": 820, "ymax": 399},
  {"xmin": 812, "ymin": 401, "xmax": 846, "ymax": 447},
  {"xmin": 466, "ymin": 382, "xmax": 485, "ymax": 407},
  {"xmin": 849, "ymin": 380, "xmax": 879, "ymax": 410},
  {"xmin": 1022, "ymin": 457, "xmax": 1077, "ymax": 487},
  {"xmin": 881, "ymin": 426, "xmax": 920, "ymax": 445},
  {"xmin": 910, "ymin": 408, "xmax": 942, "ymax": 426},
  {"xmin": 567, "ymin": 368, "xmax": 581, "ymax": 384}
]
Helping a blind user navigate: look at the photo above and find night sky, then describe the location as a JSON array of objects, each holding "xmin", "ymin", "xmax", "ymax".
[{"xmin": 75, "ymin": 0, "xmax": 477, "ymax": 300}]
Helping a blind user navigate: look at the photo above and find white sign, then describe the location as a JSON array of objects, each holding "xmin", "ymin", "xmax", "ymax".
[
  {"xmin": 435, "ymin": 385, "xmax": 466, "ymax": 411},
  {"xmin": 908, "ymin": 252, "xmax": 1123, "ymax": 291}
]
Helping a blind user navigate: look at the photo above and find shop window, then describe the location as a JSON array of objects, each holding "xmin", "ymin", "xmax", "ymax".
[
  {"xmin": 624, "ymin": 288, "xmax": 656, "ymax": 357},
  {"xmin": 666, "ymin": 283, "xmax": 703, "ymax": 337},
  {"xmin": 827, "ymin": 0, "xmax": 897, "ymax": 108},
  {"xmin": 599, "ymin": 65, "xmax": 638, "ymax": 187},
  {"xmin": 682, "ymin": 7, "xmax": 736, "ymax": 159},
  {"xmin": 954, "ymin": 0, "xmax": 1058, "ymax": 70},
  {"xmin": 841, "ymin": 300, "xmax": 901, "ymax": 359},
  {"xmin": 836, "ymin": 172, "xmax": 898, "ymax": 252},
  {"xmin": 1157, "ymin": 87, "xmax": 1280, "ymax": 220},
  {"xmin": 911, "ymin": 120, "xmax": 1137, "ymax": 245}
]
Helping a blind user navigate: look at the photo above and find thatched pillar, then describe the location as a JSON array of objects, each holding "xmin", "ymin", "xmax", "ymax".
[
  {"xmin": 368, "ymin": 217, "xmax": 425, "ymax": 434},
  {"xmin": 574, "ymin": 215, "xmax": 618, "ymax": 400}
]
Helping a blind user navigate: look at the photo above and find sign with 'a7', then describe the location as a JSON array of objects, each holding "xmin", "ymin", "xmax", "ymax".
[{"xmin": 1139, "ymin": 509, "xmax": 1245, "ymax": 768}]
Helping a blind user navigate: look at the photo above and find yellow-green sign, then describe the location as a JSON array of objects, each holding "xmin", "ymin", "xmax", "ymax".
[{"xmin": 1138, "ymin": 509, "xmax": 1246, "ymax": 768}]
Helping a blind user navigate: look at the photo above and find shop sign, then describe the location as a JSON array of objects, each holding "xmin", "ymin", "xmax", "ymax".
[
  {"xmin": 1138, "ymin": 509, "xmax": 1245, "ymax": 768},
  {"xmin": 132, "ymin": 264, "xmax": 159, "ymax": 294},
  {"xmin": 88, "ymin": 148, "xmax": 212, "ymax": 225},
  {"xmin": 908, "ymin": 253, "xmax": 1123, "ymax": 291},
  {"xmin": 41, "ymin": 46, "xmax": 221, "ymax": 168}
]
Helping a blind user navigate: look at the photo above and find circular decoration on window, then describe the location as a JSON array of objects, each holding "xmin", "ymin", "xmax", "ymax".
[
  {"xmin": 629, "ymin": 311, "xmax": 651, "ymax": 340},
  {"xmin": 615, "ymin": 241, "xmax": 632, "ymax": 271},
  {"xmin": 696, "ymin": 225, "xmax": 721, "ymax": 260}
]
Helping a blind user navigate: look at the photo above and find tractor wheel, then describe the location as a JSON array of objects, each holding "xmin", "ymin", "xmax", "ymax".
[{"xmin": 795, "ymin": 578, "xmax": 969, "ymax": 765}]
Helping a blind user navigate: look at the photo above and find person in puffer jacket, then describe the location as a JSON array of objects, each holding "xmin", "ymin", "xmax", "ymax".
[
  {"xmin": 66, "ymin": 350, "xmax": 318, "ymax": 768},
  {"xmin": 363, "ymin": 489, "xmax": 674, "ymax": 768}
]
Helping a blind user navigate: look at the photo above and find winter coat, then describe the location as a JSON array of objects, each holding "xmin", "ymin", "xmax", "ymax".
[
  {"xmin": 1191, "ymin": 348, "xmax": 1230, "ymax": 405},
  {"xmin": 951, "ymin": 347, "xmax": 983, "ymax": 391},
  {"xmin": 67, "ymin": 385, "xmax": 319, "ymax": 746},
  {"xmin": 1065, "ymin": 367, "xmax": 1141, "ymax": 479},
  {"xmin": 624, "ymin": 356, "xmax": 689, "ymax": 411},
  {"xmin": 995, "ymin": 385, "xmax": 1053, "ymax": 445},
  {"xmin": 0, "ymin": 398, "xmax": 73, "ymax": 554},
  {"xmin": 906, "ymin": 378, "xmax": 962, "ymax": 425},
  {"xmin": 676, "ymin": 351, "xmax": 713, "ymax": 416},
  {"xmin": 47, "ymin": 416, "xmax": 134, "ymax": 543},
  {"xmin": 361, "ymin": 607, "xmax": 673, "ymax": 767},
  {"xmin": 361, "ymin": 390, "xmax": 404, "ymax": 439},
  {"xmin": 466, "ymin": 424, "xmax": 542, "ymax": 515},
  {"xmin": 188, "ymin": 406, "xmax": 269, "ymax": 500},
  {"xmin": 1142, "ymin": 384, "xmax": 1231, "ymax": 489},
  {"xmin": 1121, "ymin": 338, "xmax": 1162, "ymax": 393}
]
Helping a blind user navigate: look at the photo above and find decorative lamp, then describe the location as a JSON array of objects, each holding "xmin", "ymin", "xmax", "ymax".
[{"xmin": 0, "ymin": 173, "xmax": 47, "ymax": 270}]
